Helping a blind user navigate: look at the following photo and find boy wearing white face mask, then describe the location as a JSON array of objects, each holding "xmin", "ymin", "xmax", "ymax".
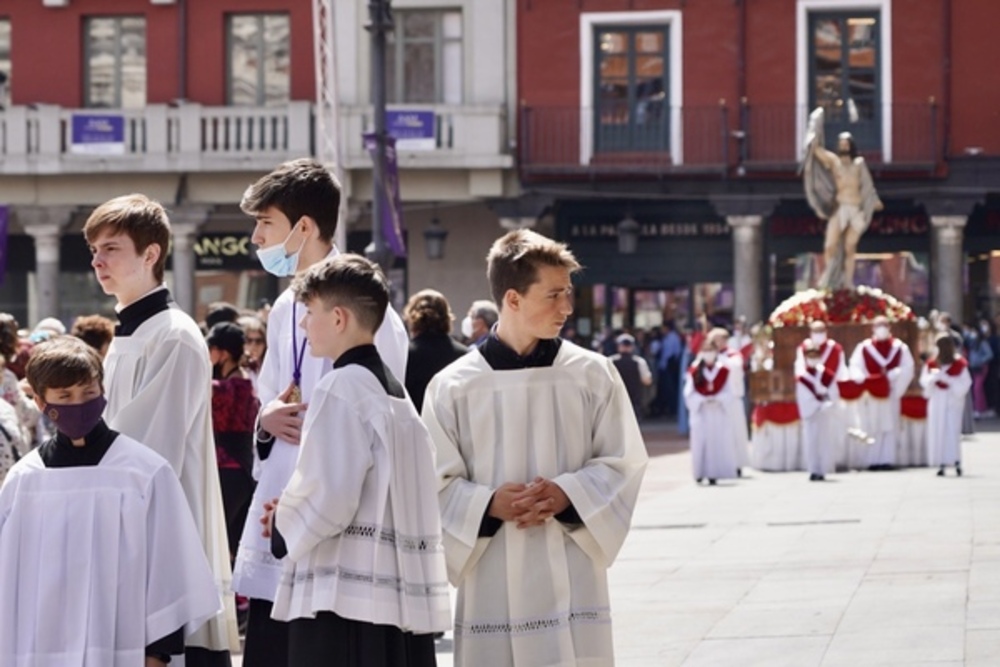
[
  {"xmin": 683, "ymin": 341, "xmax": 740, "ymax": 485},
  {"xmin": 849, "ymin": 316, "xmax": 915, "ymax": 470},
  {"xmin": 794, "ymin": 321, "xmax": 852, "ymax": 468},
  {"xmin": 795, "ymin": 339, "xmax": 841, "ymax": 480},
  {"xmin": 233, "ymin": 159, "xmax": 409, "ymax": 667}
]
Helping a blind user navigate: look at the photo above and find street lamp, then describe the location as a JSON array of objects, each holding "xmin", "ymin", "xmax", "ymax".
[
  {"xmin": 365, "ymin": 0, "xmax": 395, "ymax": 271},
  {"xmin": 617, "ymin": 214, "xmax": 640, "ymax": 254},
  {"xmin": 424, "ymin": 217, "xmax": 448, "ymax": 260}
]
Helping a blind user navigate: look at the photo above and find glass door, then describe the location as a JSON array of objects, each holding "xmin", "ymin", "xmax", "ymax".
[
  {"xmin": 594, "ymin": 26, "xmax": 669, "ymax": 154},
  {"xmin": 809, "ymin": 12, "xmax": 881, "ymax": 152}
]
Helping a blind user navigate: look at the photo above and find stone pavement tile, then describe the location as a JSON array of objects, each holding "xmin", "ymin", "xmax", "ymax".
[
  {"xmin": 966, "ymin": 629, "xmax": 1000, "ymax": 666},
  {"xmin": 969, "ymin": 562, "xmax": 1000, "ymax": 600},
  {"xmin": 707, "ymin": 603, "xmax": 844, "ymax": 638},
  {"xmin": 836, "ymin": 597, "xmax": 966, "ymax": 632},
  {"xmin": 681, "ymin": 635, "xmax": 829, "ymax": 666},
  {"xmin": 645, "ymin": 575, "xmax": 760, "ymax": 613},
  {"xmin": 967, "ymin": 597, "xmax": 1000, "ymax": 630},
  {"xmin": 820, "ymin": 625, "xmax": 964, "ymax": 665},
  {"xmin": 739, "ymin": 572, "xmax": 863, "ymax": 607}
]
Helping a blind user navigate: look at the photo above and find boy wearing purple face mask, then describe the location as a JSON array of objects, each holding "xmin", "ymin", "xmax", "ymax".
[{"xmin": 0, "ymin": 336, "xmax": 222, "ymax": 667}]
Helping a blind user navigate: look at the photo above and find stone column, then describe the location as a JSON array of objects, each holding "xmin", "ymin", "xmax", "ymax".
[
  {"xmin": 931, "ymin": 215, "xmax": 967, "ymax": 321},
  {"xmin": 19, "ymin": 206, "xmax": 76, "ymax": 327},
  {"xmin": 169, "ymin": 206, "xmax": 212, "ymax": 316},
  {"xmin": 728, "ymin": 215, "xmax": 764, "ymax": 324}
]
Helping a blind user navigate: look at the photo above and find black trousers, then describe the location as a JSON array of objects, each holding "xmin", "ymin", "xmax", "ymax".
[
  {"xmin": 184, "ymin": 647, "xmax": 232, "ymax": 667},
  {"xmin": 288, "ymin": 611, "xmax": 436, "ymax": 667},
  {"xmin": 242, "ymin": 598, "xmax": 290, "ymax": 667}
]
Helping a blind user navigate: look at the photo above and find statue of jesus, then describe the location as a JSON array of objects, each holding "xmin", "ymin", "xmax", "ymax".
[{"xmin": 802, "ymin": 107, "xmax": 883, "ymax": 289}]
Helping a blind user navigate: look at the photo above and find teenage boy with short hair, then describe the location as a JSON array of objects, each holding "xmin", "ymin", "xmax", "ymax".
[
  {"xmin": 85, "ymin": 193, "xmax": 238, "ymax": 665},
  {"xmin": 261, "ymin": 254, "xmax": 449, "ymax": 666},
  {"xmin": 0, "ymin": 336, "xmax": 221, "ymax": 666},
  {"xmin": 232, "ymin": 158, "xmax": 409, "ymax": 666},
  {"xmin": 422, "ymin": 229, "xmax": 648, "ymax": 666}
]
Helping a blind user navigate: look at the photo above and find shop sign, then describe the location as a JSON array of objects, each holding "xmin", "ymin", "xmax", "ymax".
[
  {"xmin": 70, "ymin": 114, "xmax": 125, "ymax": 155},
  {"xmin": 569, "ymin": 221, "xmax": 730, "ymax": 239},
  {"xmin": 194, "ymin": 233, "xmax": 258, "ymax": 270},
  {"xmin": 770, "ymin": 213, "xmax": 929, "ymax": 237},
  {"xmin": 966, "ymin": 209, "xmax": 1000, "ymax": 237}
]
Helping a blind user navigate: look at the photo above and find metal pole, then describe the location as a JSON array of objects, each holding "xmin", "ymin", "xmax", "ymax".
[{"xmin": 366, "ymin": 0, "xmax": 394, "ymax": 270}]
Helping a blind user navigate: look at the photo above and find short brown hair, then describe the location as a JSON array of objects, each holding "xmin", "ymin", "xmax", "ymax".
[
  {"xmin": 83, "ymin": 194, "xmax": 171, "ymax": 283},
  {"xmin": 403, "ymin": 289, "xmax": 454, "ymax": 336},
  {"xmin": 241, "ymin": 158, "xmax": 341, "ymax": 242},
  {"xmin": 291, "ymin": 254, "xmax": 388, "ymax": 333},
  {"xmin": 71, "ymin": 315, "xmax": 115, "ymax": 353},
  {"xmin": 26, "ymin": 336, "xmax": 104, "ymax": 398},
  {"xmin": 486, "ymin": 230, "xmax": 581, "ymax": 308}
]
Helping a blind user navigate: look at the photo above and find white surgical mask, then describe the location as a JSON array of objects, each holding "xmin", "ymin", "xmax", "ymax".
[
  {"xmin": 810, "ymin": 332, "xmax": 827, "ymax": 345},
  {"xmin": 460, "ymin": 316, "xmax": 474, "ymax": 339},
  {"xmin": 874, "ymin": 325, "xmax": 890, "ymax": 341},
  {"xmin": 255, "ymin": 222, "xmax": 305, "ymax": 277},
  {"xmin": 701, "ymin": 351, "xmax": 718, "ymax": 365}
]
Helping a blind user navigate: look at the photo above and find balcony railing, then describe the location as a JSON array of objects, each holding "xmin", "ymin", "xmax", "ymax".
[
  {"xmin": 0, "ymin": 102, "xmax": 513, "ymax": 175},
  {"xmin": 519, "ymin": 101, "xmax": 940, "ymax": 179},
  {"xmin": 0, "ymin": 102, "xmax": 314, "ymax": 174},
  {"xmin": 339, "ymin": 104, "xmax": 512, "ymax": 170},
  {"xmin": 738, "ymin": 101, "xmax": 938, "ymax": 170},
  {"xmin": 519, "ymin": 105, "xmax": 730, "ymax": 178}
]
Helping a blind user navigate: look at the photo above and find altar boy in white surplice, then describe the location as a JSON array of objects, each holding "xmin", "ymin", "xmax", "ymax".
[
  {"xmin": 684, "ymin": 340, "xmax": 740, "ymax": 485},
  {"xmin": 849, "ymin": 315, "xmax": 915, "ymax": 470},
  {"xmin": 423, "ymin": 230, "xmax": 648, "ymax": 667},
  {"xmin": 262, "ymin": 255, "xmax": 449, "ymax": 667},
  {"xmin": 795, "ymin": 338, "xmax": 841, "ymax": 481},
  {"xmin": 920, "ymin": 334, "xmax": 971, "ymax": 477},
  {"xmin": 0, "ymin": 337, "xmax": 220, "ymax": 667}
]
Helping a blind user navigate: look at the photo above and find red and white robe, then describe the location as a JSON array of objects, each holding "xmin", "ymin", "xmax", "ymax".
[
  {"xmin": 795, "ymin": 362, "xmax": 840, "ymax": 476},
  {"xmin": 683, "ymin": 359, "xmax": 739, "ymax": 481},
  {"xmin": 795, "ymin": 338, "xmax": 851, "ymax": 468},
  {"xmin": 919, "ymin": 356, "xmax": 971, "ymax": 467},
  {"xmin": 849, "ymin": 336, "xmax": 915, "ymax": 467}
]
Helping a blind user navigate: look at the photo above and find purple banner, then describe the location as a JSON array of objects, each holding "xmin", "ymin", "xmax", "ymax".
[
  {"xmin": 363, "ymin": 133, "xmax": 407, "ymax": 258},
  {"xmin": 0, "ymin": 206, "xmax": 7, "ymax": 286}
]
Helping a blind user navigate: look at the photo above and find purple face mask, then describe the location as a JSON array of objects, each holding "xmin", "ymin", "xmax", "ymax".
[{"xmin": 43, "ymin": 395, "xmax": 107, "ymax": 441}]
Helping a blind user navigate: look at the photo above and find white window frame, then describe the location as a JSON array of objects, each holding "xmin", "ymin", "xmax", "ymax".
[
  {"xmin": 796, "ymin": 0, "xmax": 893, "ymax": 161},
  {"xmin": 579, "ymin": 10, "xmax": 683, "ymax": 165}
]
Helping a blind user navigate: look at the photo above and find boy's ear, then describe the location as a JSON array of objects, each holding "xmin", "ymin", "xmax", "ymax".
[
  {"xmin": 298, "ymin": 215, "xmax": 320, "ymax": 240},
  {"xmin": 32, "ymin": 394, "xmax": 45, "ymax": 412},
  {"xmin": 144, "ymin": 242, "xmax": 162, "ymax": 266},
  {"xmin": 503, "ymin": 288, "xmax": 520, "ymax": 312}
]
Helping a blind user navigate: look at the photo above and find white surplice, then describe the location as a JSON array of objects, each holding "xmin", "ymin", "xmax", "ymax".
[
  {"xmin": 795, "ymin": 366, "xmax": 841, "ymax": 476},
  {"xmin": 0, "ymin": 436, "xmax": 221, "ymax": 667},
  {"xmin": 795, "ymin": 339, "xmax": 852, "ymax": 468},
  {"xmin": 920, "ymin": 359, "xmax": 971, "ymax": 467},
  {"xmin": 684, "ymin": 362, "xmax": 740, "ymax": 481},
  {"xmin": 424, "ymin": 342, "xmax": 647, "ymax": 667},
  {"xmin": 271, "ymin": 364, "xmax": 451, "ymax": 633},
  {"xmin": 849, "ymin": 337, "xmax": 915, "ymax": 467},
  {"xmin": 723, "ymin": 349, "xmax": 751, "ymax": 467},
  {"xmin": 233, "ymin": 269, "xmax": 409, "ymax": 602},
  {"xmin": 104, "ymin": 306, "xmax": 238, "ymax": 652}
]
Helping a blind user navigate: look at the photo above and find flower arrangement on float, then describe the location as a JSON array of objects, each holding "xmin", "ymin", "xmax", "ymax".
[{"xmin": 767, "ymin": 286, "xmax": 916, "ymax": 328}]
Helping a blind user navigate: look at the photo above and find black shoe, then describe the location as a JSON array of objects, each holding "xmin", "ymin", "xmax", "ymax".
[
  {"xmin": 696, "ymin": 478, "xmax": 703, "ymax": 484},
  {"xmin": 937, "ymin": 467, "xmax": 945, "ymax": 477},
  {"xmin": 736, "ymin": 468, "xmax": 742, "ymax": 478},
  {"xmin": 809, "ymin": 474, "xmax": 818, "ymax": 481},
  {"xmin": 956, "ymin": 464, "xmax": 963, "ymax": 477},
  {"xmin": 817, "ymin": 475, "xmax": 825, "ymax": 481},
  {"xmin": 708, "ymin": 479, "xmax": 717, "ymax": 486}
]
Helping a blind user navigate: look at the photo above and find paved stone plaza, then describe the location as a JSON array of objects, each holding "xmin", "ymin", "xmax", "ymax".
[{"xmin": 239, "ymin": 421, "xmax": 1000, "ymax": 666}]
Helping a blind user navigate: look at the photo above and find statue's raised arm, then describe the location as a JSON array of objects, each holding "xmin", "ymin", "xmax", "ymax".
[{"xmin": 801, "ymin": 107, "xmax": 884, "ymax": 290}]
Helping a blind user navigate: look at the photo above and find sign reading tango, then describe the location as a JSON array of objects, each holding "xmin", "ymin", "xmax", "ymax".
[
  {"xmin": 570, "ymin": 221, "xmax": 731, "ymax": 239},
  {"xmin": 194, "ymin": 233, "xmax": 258, "ymax": 270}
]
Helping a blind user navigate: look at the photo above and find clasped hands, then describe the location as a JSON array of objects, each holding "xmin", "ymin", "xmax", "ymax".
[
  {"xmin": 259, "ymin": 382, "xmax": 308, "ymax": 445},
  {"xmin": 488, "ymin": 477, "xmax": 571, "ymax": 529}
]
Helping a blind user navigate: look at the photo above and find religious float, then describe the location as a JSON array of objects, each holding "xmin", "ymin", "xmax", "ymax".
[{"xmin": 747, "ymin": 286, "xmax": 929, "ymax": 471}]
